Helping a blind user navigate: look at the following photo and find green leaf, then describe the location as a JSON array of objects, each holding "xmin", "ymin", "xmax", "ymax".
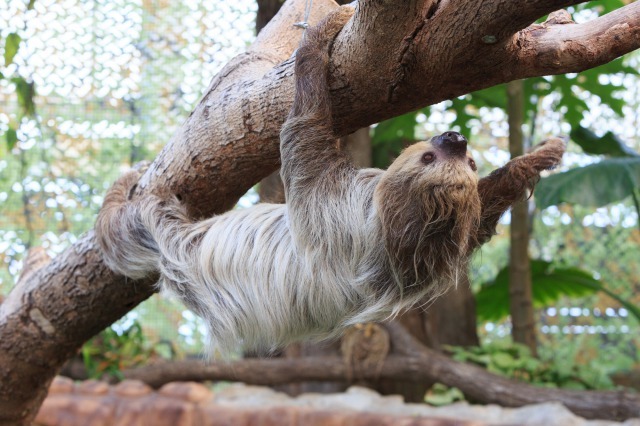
[
  {"xmin": 524, "ymin": 357, "xmax": 542, "ymax": 371},
  {"xmin": 475, "ymin": 267, "xmax": 511, "ymax": 322},
  {"xmin": 552, "ymin": 74, "xmax": 589, "ymax": 125},
  {"xmin": 5, "ymin": 127, "xmax": 18, "ymax": 150},
  {"xmin": 492, "ymin": 352, "xmax": 516, "ymax": 369},
  {"xmin": 476, "ymin": 260, "xmax": 640, "ymax": 322},
  {"xmin": 424, "ymin": 384, "xmax": 465, "ymax": 406},
  {"xmin": 372, "ymin": 111, "xmax": 419, "ymax": 146},
  {"xmin": 4, "ymin": 33, "xmax": 21, "ymax": 66},
  {"xmin": 570, "ymin": 126, "xmax": 639, "ymax": 158},
  {"xmin": 371, "ymin": 111, "xmax": 421, "ymax": 168},
  {"xmin": 574, "ymin": 58, "xmax": 635, "ymax": 117},
  {"xmin": 578, "ymin": 0, "xmax": 626, "ymax": 14},
  {"xmin": 563, "ymin": 380, "xmax": 587, "ymax": 390},
  {"xmin": 28, "ymin": 0, "xmax": 36, "ymax": 10},
  {"xmin": 469, "ymin": 85, "xmax": 508, "ymax": 110},
  {"xmin": 11, "ymin": 77, "xmax": 36, "ymax": 116},
  {"xmin": 536, "ymin": 158, "xmax": 640, "ymax": 209}
]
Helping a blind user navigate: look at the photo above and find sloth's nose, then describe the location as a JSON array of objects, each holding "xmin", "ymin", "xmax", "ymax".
[{"xmin": 434, "ymin": 131, "xmax": 467, "ymax": 157}]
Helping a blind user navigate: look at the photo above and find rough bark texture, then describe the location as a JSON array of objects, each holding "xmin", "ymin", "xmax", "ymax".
[
  {"xmin": 0, "ymin": 232, "xmax": 159, "ymax": 426},
  {"xmin": 1, "ymin": 0, "xmax": 640, "ymax": 423},
  {"xmin": 119, "ymin": 323, "xmax": 640, "ymax": 422},
  {"xmin": 255, "ymin": 0, "xmax": 354, "ymax": 205},
  {"xmin": 507, "ymin": 79, "xmax": 538, "ymax": 355}
]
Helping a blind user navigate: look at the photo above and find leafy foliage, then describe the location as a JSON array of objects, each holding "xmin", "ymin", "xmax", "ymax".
[
  {"xmin": 449, "ymin": 56, "xmax": 635, "ymax": 135},
  {"xmin": 5, "ymin": 128, "xmax": 17, "ymax": 151},
  {"xmin": 476, "ymin": 260, "xmax": 640, "ymax": 322},
  {"xmin": 424, "ymin": 383, "xmax": 465, "ymax": 406},
  {"xmin": 82, "ymin": 320, "xmax": 172, "ymax": 380},
  {"xmin": 537, "ymin": 126, "xmax": 640, "ymax": 211},
  {"xmin": 537, "ymin": 158, "xmax": 640, "ymax": 209},
  {"xmin": 11, "ymin": 77, "xmax": 36, "ymax": 117},
  {"xmin": 570, "ymin": 126, "xmax": 639, "ymax": 158},
  {"xmin": 371, "ymin": 111, "xmax": 421, "ymax": 168},
  {"xmin": 3, "ymin": 33, "xmax": 21, "ymax": 66},
  {"xmin": 447, "ymin": 341, "xmax": 616, "ymax": 390}
]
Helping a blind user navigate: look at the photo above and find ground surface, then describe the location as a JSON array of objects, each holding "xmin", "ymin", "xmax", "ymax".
[{"xmin": 35, "ymin": 377, "xmax": 640, "ymax": 426}]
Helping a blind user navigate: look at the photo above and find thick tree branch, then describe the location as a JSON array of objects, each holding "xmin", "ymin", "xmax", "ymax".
[
  {"xmin": 1, "ymin": 0, "xmax": 639, "ymax": 423},
  {"xmin": 120, "ymin": 323, "xmax": 640, "ymax": 421},
  {"xmin": 328, "ymin": 1, "xmax": 640, "ymax": 134},
  {"xmin": 442, "ymin": 0, "xmax": 589, "ymax": 44},
  {"xmin": 514, "ymin": 2, "xmax": 640, "ymax": 76}
]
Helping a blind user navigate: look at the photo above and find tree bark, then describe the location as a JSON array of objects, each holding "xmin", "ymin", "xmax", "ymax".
[
  {"xmin": 120, "ymin": 323, "xmax": 640, "ymax": 422},
  {"xmin": 255, "ymin": 0, "xmax": 353, "ymax": 205},
  {"xmin": 1, "ymin": 0, "xmax": 640, "ymax": 423},
  {"xmin": 507, "ymin": 79, "xmax": 538, "ymax": 355},
  {"xmin": 378, "ymin": 276, "xmax": 479, "ymax": 402},
  {"xmin": 255, "ymin": 0, "xmax": 288, "ymax": 205},
  {"xmin": 422, "ymin": 276, "xmax": 480, "ymax": 351},
  {"xmin": 257, "ymin": 0, "xmax": 285, "ymax": 33}
]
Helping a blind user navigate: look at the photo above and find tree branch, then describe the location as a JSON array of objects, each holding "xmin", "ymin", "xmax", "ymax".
[
  {"xmin": 119, "ymin": 323, "xmax": 640, "ymax": 421},
  {"xmin": 327, "ymin": 0, "xmax": 640, "ymax": 134},
  {"xmin": 514, "ymin": 2, "xmax": 640, "ymax": 76},
  {"xmin": 445, "ymin": 0, "xmax": 588, "ymax": 44}
]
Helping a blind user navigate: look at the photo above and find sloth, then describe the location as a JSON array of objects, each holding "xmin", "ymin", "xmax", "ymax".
[{"xmin": 96, "ymin": 6, "xmax": 565, "ymax": 355}]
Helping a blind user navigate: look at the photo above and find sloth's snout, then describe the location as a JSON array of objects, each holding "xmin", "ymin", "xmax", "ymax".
[{"xmin": 434, "ymin": 131, "xmax": 467, "ymax": 157}]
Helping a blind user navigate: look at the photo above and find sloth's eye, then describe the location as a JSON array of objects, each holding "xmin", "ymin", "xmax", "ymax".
[
  {"xmin": 422, "ymin": 152, "xmax": 436, "ymax": 165},
  {"xmin": 468, "ymin": 158, "xmax": 477, "ymax": 171}
]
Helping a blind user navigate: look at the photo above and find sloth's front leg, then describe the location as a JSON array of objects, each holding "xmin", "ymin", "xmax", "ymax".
[{"xmin": 471, "ymin": 137, "xmax": 565, "ymax": 249}]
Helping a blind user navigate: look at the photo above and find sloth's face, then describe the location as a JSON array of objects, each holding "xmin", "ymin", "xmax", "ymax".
[
  {"xmin": 375, "ymin": 132, "xmax": 482, "ymax": 286},
  {"xmin": 385, "ymin": 131, "xmax": 479, "ymax": 194}
]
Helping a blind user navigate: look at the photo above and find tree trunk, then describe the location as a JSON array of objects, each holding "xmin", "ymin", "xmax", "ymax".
[
  {"xmin": 506, "ymin": 79, "xmax": 538, "ymax": 356},
  {"xmin": 377, "ymin": 277, "xmax": 479, "ymax": 402},
  {"xmin": 1, "ymin": 0, "xmax": 639, "ymax": 422},
  {"xmin": 422, "ymin": 276, "xmax": 480, "ymax": 351}
]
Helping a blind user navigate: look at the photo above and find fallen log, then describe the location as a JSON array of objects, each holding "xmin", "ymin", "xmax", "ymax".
[{"xmin": 120, "ymin": 323, "xmax": 640, "ymax": 422}]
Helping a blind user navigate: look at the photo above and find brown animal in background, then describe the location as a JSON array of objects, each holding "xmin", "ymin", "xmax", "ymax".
[{"xmin": 96, "ymin": 6, "xmax": 565, "ymax": 355}]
